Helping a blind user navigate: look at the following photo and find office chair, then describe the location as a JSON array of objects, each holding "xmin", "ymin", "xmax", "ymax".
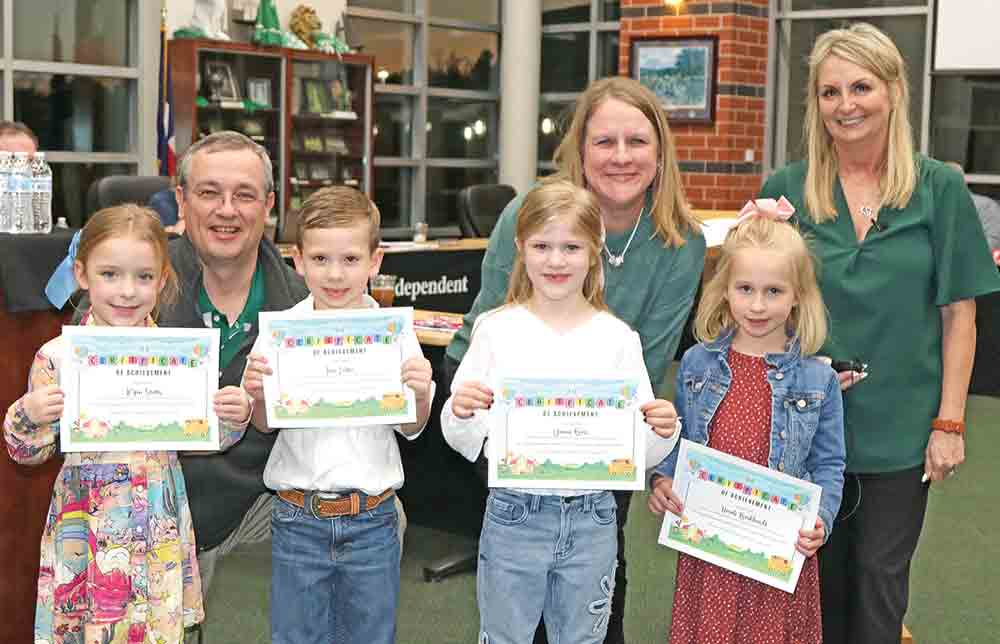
[
  {"xmin": 457, "ymin": 184, "xmax": 516, "ymax": 238},
  {"xmin": 84, "ymin": 175, "xmax": 173, "ymax": 223}
]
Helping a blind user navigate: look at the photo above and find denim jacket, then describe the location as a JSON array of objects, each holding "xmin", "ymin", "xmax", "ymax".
[{"xmin": 653, "ymin": 329, "xmax": 846, "ymax": 541}]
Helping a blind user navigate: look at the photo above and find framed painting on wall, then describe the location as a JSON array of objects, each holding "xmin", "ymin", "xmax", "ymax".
[{"xmin": 630, "ymin": 36, "xmax": 718, "ymax": 124}]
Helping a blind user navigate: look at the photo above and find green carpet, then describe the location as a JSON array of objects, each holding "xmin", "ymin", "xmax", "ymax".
[{"xmin": 200, "ymin": 393, "xmax": 1000, "ymax": 644}]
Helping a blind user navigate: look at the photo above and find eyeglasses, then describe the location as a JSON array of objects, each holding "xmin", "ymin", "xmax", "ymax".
[{"xmin": 188, "ymin": 187, "xmax": 265, "ymax": 208}]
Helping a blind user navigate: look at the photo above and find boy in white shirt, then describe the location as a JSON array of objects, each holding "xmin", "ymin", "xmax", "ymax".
[{"xmin": 243, "ymin": 186, "xmax": 433, "ymax": 644}]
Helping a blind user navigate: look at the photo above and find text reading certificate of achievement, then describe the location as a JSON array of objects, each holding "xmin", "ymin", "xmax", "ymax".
[
  {"xmin": 488, "ymin": 377, "xmax": 646, "ymax": 490},
  {"xmin": 658, "ymin": 439, "xmax": 822, "ymax": 593},
  {"xmin": 60, "ymin": 326, "xmax": 221, "ymax": 452},
  {"xmin": 259, "ymin": 307, "xmax": 417, "ymax": 428}
]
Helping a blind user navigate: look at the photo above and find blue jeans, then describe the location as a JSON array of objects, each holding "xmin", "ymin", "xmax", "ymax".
[
  {"xmin": 477, "ymin": 489, "xmax": 618, "ymax": 644},
  {"xmin": 270, "ymin": 492, "xmax": 401, "ymax": 644}
]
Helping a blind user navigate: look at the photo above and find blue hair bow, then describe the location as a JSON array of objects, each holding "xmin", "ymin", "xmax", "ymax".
[{"xmin": 45, "ymin": 230, "xmax": 82, "ymax": 309}]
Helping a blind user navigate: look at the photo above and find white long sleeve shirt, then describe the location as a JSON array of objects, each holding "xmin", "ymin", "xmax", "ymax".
[
  {"xmin": 441, "ymin": 305, "xmax": 678, "ymax": 496},
  {"xmin": 250, "ymin": 294, "xmax": 432, "ymax": 494}
]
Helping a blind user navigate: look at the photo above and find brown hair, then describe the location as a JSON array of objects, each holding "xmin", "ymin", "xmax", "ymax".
[
  {"xmin": 296, "ymin": 185, "xmax": 381, "ymax": 252},
  {"xmin": 695, "ymin": 216, "xmax": 827, "ymax": 356},
  {"xmin": 550, "ymin": 76, "xmax": 698, "ymax": 248},
  {"xmin": 76, "ymin": 204, "xmax": 178, "ymax": 319},
  {"xmin": 506, "ymin": 181, "xmax": 607, "ymax": 310}
]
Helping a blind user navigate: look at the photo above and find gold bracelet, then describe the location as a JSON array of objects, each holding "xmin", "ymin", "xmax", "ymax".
[{"xmin": 931, "ymin": 418, "xmax": 965, "ymax": 435}]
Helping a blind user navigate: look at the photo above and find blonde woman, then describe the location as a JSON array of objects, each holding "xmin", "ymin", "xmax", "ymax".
[
  {"xmin": 445, "ymin": 77, "xmax": 705, "ymax": 643},
  {"xmin": 759, "ymin": 23, "xmax": 1000, "ymax": 644}
]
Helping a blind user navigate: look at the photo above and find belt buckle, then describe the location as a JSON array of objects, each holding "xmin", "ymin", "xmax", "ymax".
[{"xmin": 309, "ymin": 492, "xmax": 327, "ymax": 520}]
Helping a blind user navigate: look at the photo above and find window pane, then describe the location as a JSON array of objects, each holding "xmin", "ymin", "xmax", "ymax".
[
  {"xmin": 374, "ymin": 95, "xmax": 414, "ymax": 157},
  {"xmin": 598, "ymin": 31, "xmax": 620, "ymax": 79},
  {"xmin": 428, "ymin": 0, "xmax": 498, "ymax": 24},
  {"xmin": 349, "ymin": 18, "xmax": 415, "ymax": 85},
  {"xmin": 602, "ymin": 1, "xmax": 621, "ymax": 21},
  {"xmin": 14, "ymin": 72, "xmax": 133, "ymax": 153},
  {"xmin": 538, "ymin": 100, "xmax": 575, "ymax": 163},
  {"xmin": 932, "ymin": 76, "xmax": 1000, "ymax": 175},
  {"xmin": 348, "ymin": 0, "xmax": 414, "ymax": 12},
  {"xmin": 373, "ymin": 166, "xmax": 413, "ymax": 228},
  {"xmin": 428, "ymin": 28, "xmax": 498, "ymax": 91},
  {"xmin": 542, "ymin": 0, "xmax": 590, "ymax": 25},
  {"xmin": 54, "ymin": 163, "xmax": 135, "ymax": 227},
  {"xmin": 782, "ymin": 15, "xmax": 925, "ymax": 162},
  {"xmin": 428, "ymin": 99, "xmax": 496, "ymax": 160},
  {"xmin": 14, "ymin": 0, "xmax": 134, "ymax": 66},
  {"xmin": 782, "ymin": 0, "xmax": 925, "ymax": 8},
  {"xmin": 426, "ymin": 167, "xmax": 497, "ymax": 228},
  {"xmin": 541, "ymin": 33, "xmax": 589, "ymax": 93}
]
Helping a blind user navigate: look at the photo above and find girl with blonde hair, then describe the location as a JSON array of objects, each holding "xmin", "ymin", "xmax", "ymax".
[
  {"xmin": 649, "ymin": 201, "xmax": 845, "ymax": 644},
  {"xmin": 443, "ymin": 180, "xmax": 681, "ymax": 644}
]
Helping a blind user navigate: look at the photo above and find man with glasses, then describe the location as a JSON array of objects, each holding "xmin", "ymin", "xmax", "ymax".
[{"xmin": 165, "ymin": 131, "xmax": 309, "ymax": 617}]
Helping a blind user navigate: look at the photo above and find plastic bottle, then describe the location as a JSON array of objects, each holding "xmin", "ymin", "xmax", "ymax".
[
  {"xmin": 30, "ymin": 152, "xmax": 53, "ymax": 233},
  {"xmin": 10, "ymin": 152, "xmax": 32, "ymax": 234},
  {"xmin": 0, "ymin": 152, "xmax": 12, "ymax": 233}
]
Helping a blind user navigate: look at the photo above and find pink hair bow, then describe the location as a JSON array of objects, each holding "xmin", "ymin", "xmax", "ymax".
[{"xmin": 735, "ymin": 196, "xmax": 796, "ymax": 224}]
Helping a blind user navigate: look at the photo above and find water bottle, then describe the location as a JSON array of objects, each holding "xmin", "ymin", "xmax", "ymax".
[
  {"xmin": 10, "ymin": 152, "xmax": 32, "ymax": 234},
  {"xmin": 0, "ymin": 152, "xmax": 12, "ymax": 233},
  {"xmin": 31, "ymin": 152, "xmax": 53, "ymax": 233}
]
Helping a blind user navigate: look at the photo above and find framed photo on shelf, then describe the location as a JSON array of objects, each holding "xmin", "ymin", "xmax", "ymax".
[
  {"xmin": 301, "ymin": 78, "xmax": 331, "ymax": 114},
  {"xmin": 303, "ymin": 134, "xmax": 324, "ymax": 152},
  {"xmin": 630, "ymin": 36, "xmax": 717, "ymax": 124},
  {"xmin": 294, "ymin": 161, "xmax": 310, "ymax": 180},
  {"xmin": 324, "ymin": 135, "xmax": 348, "ymax": 154},
  {"xmin": 247, "ymin": 77, "xmax": 272, "ymax": 107},
  {"xmin": 205, "ymin": 61, "xmax": 240, "ymax": 103},
  {"xmin": 239, "ymin": 116, "xmax": 266, "ymax": 138},
  {"xmin": 310, "ymin": 163, "xmax": 332, "ymax": 182}
]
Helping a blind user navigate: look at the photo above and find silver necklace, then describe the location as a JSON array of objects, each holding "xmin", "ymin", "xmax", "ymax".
[{"xmin": 604, "ymin": 207, "xmax": 644, "ymax": 268}]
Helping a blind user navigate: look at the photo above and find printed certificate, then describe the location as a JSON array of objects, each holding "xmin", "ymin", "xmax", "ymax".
[
  {"xmin": 488, "ymin": 377, "xmax": 646, "ymax": 490},
  {"xmin": 259, "ymin": 307, "xmax": 416, "ymax": 428},
  {"xmin": 658, "ymin": 440, "xmax": 822, "ymax": 593},
  {"xmin": 60, "ymin": 326, "xmax": 221, "ymax": 452}
]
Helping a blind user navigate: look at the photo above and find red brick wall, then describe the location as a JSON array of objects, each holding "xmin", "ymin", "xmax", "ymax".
[{"xmin": 620, "ymin": 0, "xmax": 769, "ymax": 211}]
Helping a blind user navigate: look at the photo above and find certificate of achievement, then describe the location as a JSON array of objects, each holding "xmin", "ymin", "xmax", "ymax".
[
  {"xmin": 658, "ymin": 440, "xmax": 822, "ymax": 593},
  {"xmin": 258, "ymin": 307, "xmax": 416, "ymax": 428},
  {"xmin": 488, "ymin": 377, "xmax": 646, "ymax": 490},
  {"xmin": 60, "ymin": 326, "xmax": 221, "ymax": 452}
]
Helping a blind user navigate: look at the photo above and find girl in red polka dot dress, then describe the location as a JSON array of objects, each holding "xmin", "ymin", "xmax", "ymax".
[{"xmin": 648, "ymin": 200, "xmax": 846, "ymax": 643}]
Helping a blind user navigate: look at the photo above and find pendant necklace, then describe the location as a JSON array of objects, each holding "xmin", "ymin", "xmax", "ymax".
[{"xmin": 604, "ymin": 206, "xmax": 644, "ymax": 268}]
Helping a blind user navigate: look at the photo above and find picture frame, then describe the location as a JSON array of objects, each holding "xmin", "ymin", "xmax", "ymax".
[
  {"xmin": 310, "ymin": 163, "xmax": 332, "ymax": 181},
  {"xmin": 205, "ymin": 61, "xmax": 240, "ymax": 103},
  {"xmin": 239, "ymin": 116, "xmax": 265, "ymax": 138},
  {"xmin": 301, "ymin": 77, "xmax": 331, "ymax": 114},
  {"xmin": 324, "ymin": 135, "xmax": 348, "ymax": 154},
  {"xmin": 630, "ymin": 36, "xmax": 718, "ymax": 124},
  {"xmin": 247, "ymin": 77, "xmax": 272, "ymax": 107},
  {"xmin": 303, "ymin": 134, "xmax": 324, "ymax": 152}
]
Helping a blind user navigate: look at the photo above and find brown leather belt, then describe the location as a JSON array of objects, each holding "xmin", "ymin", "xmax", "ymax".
[{"xmin": 277, "ymin": 488, "xmax": 395, "ymax": 519}]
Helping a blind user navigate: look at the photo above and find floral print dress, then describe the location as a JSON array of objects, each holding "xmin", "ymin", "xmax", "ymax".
[{"xmin": 3, "ymin": 316, "xmax": 249, "ymax": 644}]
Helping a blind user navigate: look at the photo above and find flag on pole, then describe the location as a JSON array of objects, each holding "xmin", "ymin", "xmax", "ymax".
[{"xmin": 157, "ymin": 7, "xmax": 176, "ymax": 177}]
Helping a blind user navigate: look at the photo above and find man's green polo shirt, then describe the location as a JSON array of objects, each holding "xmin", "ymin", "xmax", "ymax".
[{"xmin": 198, "ymin": 262, "xmax": 265, "ymax": 370}]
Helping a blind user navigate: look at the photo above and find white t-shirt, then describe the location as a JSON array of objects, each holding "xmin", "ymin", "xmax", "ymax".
[
  {"xmin": 440, "ymin": 304, "xmax": 678, "ymax": 496},
  {"xmin": 248, "ymin": 294, "xmax": 431, "ymax": 494}
]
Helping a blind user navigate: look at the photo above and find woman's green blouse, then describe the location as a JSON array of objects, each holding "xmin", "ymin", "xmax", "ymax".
[{"xmin": 760, "ymin": 156, "xmax": 1000, "ymax": 473}]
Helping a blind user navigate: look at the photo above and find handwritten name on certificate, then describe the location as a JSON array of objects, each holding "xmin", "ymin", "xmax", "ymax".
[
  {"xmin": 487, "ymin": 377, "xmax": 646, "ymax": 490},
  {"xmin": 658, "ymin": 440, "xmax": 822, "ymax": 593},
  {"xmin": 259, "ymin": 307, "xmax": 416, "ymax": 428},
  {"xmin": 59, "ymin": 327, "xmax": 221, "ymax": 452}
]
